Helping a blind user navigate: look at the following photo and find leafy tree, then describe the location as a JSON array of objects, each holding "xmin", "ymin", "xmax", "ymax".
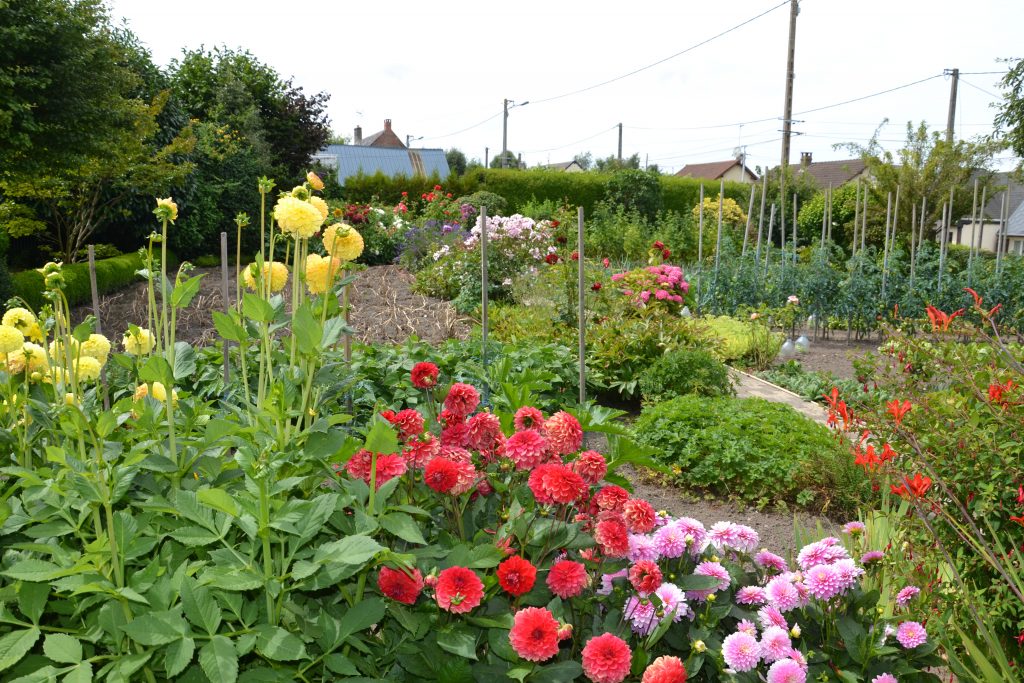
[
  {"xmin": 489, "ymin": 151, "xmax": 521, "ymax": 169},
  {"xmin": 573, "ymin": 152, "xmax": 593, "ymax": 171},
  {"xmin": 594, "ymin": 153, "xmax": 641, "ymax": 171},
  {"xmin": 994, "ymin": 57, "xmax": 1024, "ymax": 166},
  {"xmin": 843, "ymin": 121, "xmax": 999, "ymax": 245},
  {"xmin": 445, "ymin": 148, "xmax": 467, "ymax": 176},
  {"xmin": 604, "ymin": 169, "xmax": 662, "ymax": 221}
]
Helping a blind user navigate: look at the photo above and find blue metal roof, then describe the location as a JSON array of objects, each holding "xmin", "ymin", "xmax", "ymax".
[{"xmin": 314, "ymin": 144, "xmax": 450, "ymax": 185}]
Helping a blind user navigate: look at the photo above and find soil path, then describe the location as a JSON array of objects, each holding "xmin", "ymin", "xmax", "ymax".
[{"xmin": 73, "ymin": 264, "xmax": 469, "ymax": 346}]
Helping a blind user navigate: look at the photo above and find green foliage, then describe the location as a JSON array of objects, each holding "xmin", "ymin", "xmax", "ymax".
[
  {"xmin": 758, "ymin": 360, "xmax": 884, "ymax": 410},
  {"xmin": 0, "ymin": 200, "xmax": 46, "ymax": 239},
  {"xmin": 11, "ymin": 252, "xmax": 143, "ymax": 310},
  {"xmin": 703, "ymin": 315, "xmax": 783, "ymax": 368},
  {"xmin": 0, "ymin": 231, "xmax": 11, "ymax": 302},
  {"xmin": 639, "ymin": 348, "xmax": 734, "ymax": 403},
  {"xmin": 996, "ymin": 57, "xmax": 1024, "ymax": 163},
  {"xmin": 604, "ymin": 169, "xmax": 662, "ymax": 222},
  {"xmin": 342, "ymin": 170, "xmax": 455, "ymax": 206},
  {"xmin": 634, "ymin": 395, "xmax": 866, "ymax": 513},
  {"xmin": 445, "ymin": 148, "xmax": 468, "ymax": 176},
  {"xmin": 455, "ymin": 190, "xmax": 508, "ymax": 216}
]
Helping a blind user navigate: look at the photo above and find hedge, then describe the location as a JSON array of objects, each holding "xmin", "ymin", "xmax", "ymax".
[
  {"xmin": 338, "ymin": 168, "xmax": 753, "ymax": 217},
  {"xmin": 12, "ymin": 253, "xmax": 145, "ymax": 311}
]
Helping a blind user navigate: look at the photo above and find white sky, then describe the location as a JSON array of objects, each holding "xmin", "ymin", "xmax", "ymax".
[{"xmin": 106, "ymin": 0, "xmax": 1021, "ymax": 173}]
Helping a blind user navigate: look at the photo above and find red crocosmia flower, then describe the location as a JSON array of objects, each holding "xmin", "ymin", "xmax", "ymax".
[
  {"xmin": 572, "ymin": 450, "xmax": 607, "ymax": 485},
  {"xmin": 891, "ymin": 473, "xmax": 932, "ymax": 499},
  {"xmin": 1010, "ymin": 516, "xmax": 1024, "ymax": 527},
  {"xmin": 594, "ymin": 518, "xmax": 630, "ymax": 558},
  {"xmin": 602, "ymin": 258, "xmax": 610, "ymax": 268},
  {"xmin": 628, "ymin": 560, "xmax": 663, "ymax": 594},
  {"xmin": 622, "ymin": 498, "xmax": 657, "ymax": 533},
  {"xmin": 410, "ymin": 362, "xmax": 439, "ymax": 389},
  {"xmin": 545, "ymin": 253, "xmax": 560, "ymax": 265},
  {"xmin": 424, "ymin": 457, "xmax": 460, "ymax": 493},
  {"xmin": 550, "ymin": 220, "xmax": 560, "ymax": 228},
  {"xmin": 823, "ymin": 387, "xmax": 854, "ymax": 431},
  {"xmin": 508, "ymin": 607, "xmax": 561, "ymax": 662},
  {"xmin": 497, "ymin": 555, "xmax": 537, "ymax": 597},
  {"xmin": 662, "ymin": 248, "xmax": 671, "ymax": 260},
  {"xmin": 377, "ymin": 566, "xmax": 424, "ymax": 605},
  {"xmin": 925, "ymin": 305, "xmax": 964, "ymax": 332},
  {"xmin": 989, "ymin": 379, "xmax": 1016, "ymax": 407},
  {"xmin": 853, "ymin": 441, "xmax": 879, "ymax": 471},
  {"xmin": 879, "ymin": 443, "xmax": 898, "ymax": 463},
  {"xmin": 592, "ymin": 282, "xmax": 602, "ymax": 292},
  {"xmin": 887, "ymin": 399, "xmax": 912, "ymax": 425},
  {"xmin": 1017, "ymin": 485, "xmax": 1024, "ymax": 506},
  {"xmin": 434, "ymin": 566, "xmax": 484, "ymax": 613},
  {"xmin": 581, "ymin": 633, "xmax": 632, "ymax": 683},
  {"xmin": 547, "ymin": 560, "xmax": 589, "ymax": 598},
  {"xmin": 642, "ymin": 655, "xmax": 688, "ymax": 683}
]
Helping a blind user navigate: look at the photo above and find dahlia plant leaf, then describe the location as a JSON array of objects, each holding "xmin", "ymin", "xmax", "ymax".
[
  {"xmin": 336, "ymin": 598, "xmax": 385, "ymax": 643},
  {"xmin": 16, "ymin": 581, "xmax": 48, "ymax": 624},
  {"xmin": 292, "ymin": 305, "xmax": 321, "ymax": 356},
  {"xmin": 42, "ymin": 633, "xmax": 81, "ymax": 664},
  {"xmin": 62, "ymin": 662, "xmax": 92, "ymax": 683},
  {"xmin": 381, "ymin": 512, "xmax": 427, "ymax": 545},
  {"xmin": 171, "ymin": 274, "xmax": 204, "ymax": 309},
  {"xmin": 164, "ymin": 636, "xmax": 194, "ymax": 678},
  {"xmin": 436, "ymin": 625, "xmax": 478, "ymax": 660},
  {"xmin": 120, "ymin": 611, "xmax": 188, "ymax": 646},
  {"xmin": 254, "ymin": 625, "xmax": 306, "ymax": 662},
  {"xmin": 241, "ymin": 293, "xmax": 275, "ymax": 323},
  {"xmin": 180, "ymin": 579, "xmax": 222, "ymax": 636},
  {"xmin": 363, "ymin": 419, "xmax": 400, "ymax": 456},
  {"xmin": 199, "ymin": 635, "xmax": 237, "ymax": 683},
  {"xmin": 0, "ymin": 628, "xmax": 40, "ymax": 672},
  {"xmin": 313, "ymin": 535, "xmax": 384, "ymax": 568},
  {"xmin": 172, "ymin": 341, "xmax": 196, "ymax": 380},
  {"xmin": 212, "ymin": 311, "xmax": 245, "ymax": 342},
  {"xmin": 530, "ymin": 660, "xmax": 582, "ymax": 682},
  {"xmin": 197, "ymin": 488, "xmax": 239, "ymax": 518}
]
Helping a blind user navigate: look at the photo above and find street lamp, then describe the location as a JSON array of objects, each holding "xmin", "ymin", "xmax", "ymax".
[
  {"xmin": 406, "ymin": 135, "xmax": 423, "ymax": 148},
  {"xmin": 502, "ymin": 99, "xmax": 529, "ymax": 168}
]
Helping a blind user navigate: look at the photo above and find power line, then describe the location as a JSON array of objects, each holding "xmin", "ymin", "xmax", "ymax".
[
  {"xmin": 521, "ymin": 125, "xmax": 617, "ymax": 154},
  {"xmin": 420, "ymin": 110, "xmax": 502, "ymax": 141},
  {"xmin": 959, "ymin": 77, "xmax": 1000, "ymax": 99},
  {"xmin": 528, "ymin": 0, "xmax": 791, "ymax": 106},
  {"xmin": 648, "ymin": 135, "xmax": 782, "ymax": 164}
]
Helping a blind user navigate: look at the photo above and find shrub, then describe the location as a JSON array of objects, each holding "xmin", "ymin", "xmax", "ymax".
[
  {"xmin": 639, "ymin": 348, "xmax": 733, "ymax": 402},
  {"xmin": 704, "ymin": 315, "xmax": 783, "ymax": 368},
  {"xmin": 0, "ymin": 231, "xmax": 12, "ymax": 303},
  {"xmin": 634, "ymin": 394, "xmax": 865, "ymax": 513},
  {"xmin": 455, "ymin": 190, "xmax": 508, "ymax": 216},
  {"xmin": 604, "ymin": 169, "xmax": 662, "ymax": 221},
  {"xmin": 11, "ymin": 253, "xmax": 144, "ymax": 310}
]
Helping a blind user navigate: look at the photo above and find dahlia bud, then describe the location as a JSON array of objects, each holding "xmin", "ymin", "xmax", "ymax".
[
  {"xmin": 556, "ymin": 625, "xmax": 573, "ymax": 640},
  {"xmin": 154, "ymin": 197, "xmax": 178, "ymax": 222},
  {"xmin": 307, "ymin": 171, "xmax": 325, "ymax": 191},
  {"xmin": 790, "ymin": 624, "xmax": 801, "ymax": 638},
  {"xmin": 693, "ymin": 640, "xmax": 706, "ymax": 653}
]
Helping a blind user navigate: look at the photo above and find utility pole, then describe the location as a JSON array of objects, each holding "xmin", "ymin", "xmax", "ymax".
[
  {"xmin": 502, "ymin": 98, "xmax": 509, "ymax": 169},
  {"xmin": 617, "ymin": 123, "xmax": 623, "ymax": 162},
  {"xmin": 780, "ymin": 0, "xmax": 799, "ymax": 169},
  {"xmin": 485, "ymin": 147, "xmax": 489, "ymax": 168},
  {"xmin": 945, "ymin": 68, "xmax": 959, "ymax": 143}
]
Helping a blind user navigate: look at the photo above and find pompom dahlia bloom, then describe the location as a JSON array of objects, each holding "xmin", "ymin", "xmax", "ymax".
[
  {"xmin": 581, "ymin": 633, "xmax": 632, "ymax": 683},
  {"xmin": 497, "ymin": 555, "xmax": 537, "ymax": 597},
  {"xmin": 509, "ymin": 607, "xmax": 561, "ymax": 662},
  {"xmin": 546, "ymin": 560, "xmax": 589, "ymax": 598},
  {"xmin": 543, "ymin": 411, "xmax": 583, "ymax": 454},
  {"xmin": 641, "ymin": 655, "xmax": 687, "ymax": 683},
  {"xmin": 377, "ymin": 566, "xmax": 423, "ymax": 605},
  {"xmin": 434, "ymin": 566, "xmax": 484, "ymax": 614}
]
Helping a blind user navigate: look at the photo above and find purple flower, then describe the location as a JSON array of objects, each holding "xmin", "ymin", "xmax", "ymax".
[
  {"xmin": 758, "ymin": 605, "xmax": 788, "ymax": 630},
  {"xmin": 895, "ymin": 585, "xmax": 920, "ymax": 607},
  {"xmin": 721, "ymin": 631, "xmax": 761, "ymax": 672},
  {"xmin": 896, "ymin": 621, "xmax": 928, "ymax": 649},
  {"xmin": 861, "ymin": 550, "xmax": 885, "ymax": 564},
  {"xmin": 842, "ymin": 521, "xmax": 866, "ymax": 534}
]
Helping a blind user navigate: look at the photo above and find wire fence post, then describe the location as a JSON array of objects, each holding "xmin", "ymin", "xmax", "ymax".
[
  {"xmin": 755, "ymin": 176, "xmax": 767, "ymax": 263},
  {"xmin": 220, "ymin": 232, "xmax": 231, "ymax": 385},
  {"xmin": 712, "ymin": 179, "xmax": 724, "ymax": 295},
  {"xmin": 741, "ymin": 184, "xmax": 754, "ymax": 257},
  {"xmin": 480, "ymin": 206, "xmax": 489, "ymax": 405},
  {"xmin": 577, "ymin": 206, "xmax": 586, "ymax": 407}
]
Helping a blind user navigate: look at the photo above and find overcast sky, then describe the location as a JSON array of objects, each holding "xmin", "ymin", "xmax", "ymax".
[{"xmin": 106, "ymin": 0, "xmax": 1021, "ymax": 174}]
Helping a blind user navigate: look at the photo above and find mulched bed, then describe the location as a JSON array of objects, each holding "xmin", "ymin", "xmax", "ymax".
[
  {"xmin": 71, "ymin": 264, "xmax": 470, "ymax": 347},
  {"xmin": 776, "ymin": 336, "xmax": 880, "ymax": 381}
]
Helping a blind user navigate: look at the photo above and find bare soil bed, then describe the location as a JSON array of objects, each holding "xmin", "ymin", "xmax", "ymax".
[
  {"xmin": 71, "ymin": 265, "xmax": 470, "ymax": 346},
  {"xmin": 776, "ymin": 336, "xmax": 880, "ymax": 381}
]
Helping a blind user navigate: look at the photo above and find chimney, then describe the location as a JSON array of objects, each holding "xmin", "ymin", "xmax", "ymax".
[
  {"xmin": 384, "ymin": 119, "xmax": 392, "ymax": 132},
  {"xmin": 800, "ymin": 152, "xmax": 812, "ymax": 167},
  {"xmin": 354, "ymin": 125, "xmax": 362, "ymax": 144}
]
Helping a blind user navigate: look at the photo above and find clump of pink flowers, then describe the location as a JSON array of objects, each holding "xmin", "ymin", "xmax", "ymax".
[{"xmin": 612, "ymin": 264, "xmax": 689, "ymax": 314}]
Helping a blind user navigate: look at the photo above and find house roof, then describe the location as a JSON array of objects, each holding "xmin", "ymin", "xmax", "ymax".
[
  {"xmin": 795, "ymin": 159, "xmax": 867, "ymax": 188},
  {"xmin": 314, "ymin": 144, "xmax": 450, "ymax": 184},
  {"xmin": 976, "ymin": 172, "xmax": 1024, "ymax": 220},
  {"xmin": 1007, "ymin": 201, "xmax": 1024, "ymax": 237},
  {"xmin": 543, "ymin": 160, "xmax": 582, "ymax": 170},
  {"xmin": 675, "ymin": 160, "xmax": 745, "ymax": 180}
]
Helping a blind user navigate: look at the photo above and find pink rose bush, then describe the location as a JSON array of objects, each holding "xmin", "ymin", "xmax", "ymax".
[
  {"xmin": 612, "ymin": 263, "xmax": 689, "ymax": 315},
  {"xmin": 320, "ymin": 370, "xmax": 942, "ymax": 681}
]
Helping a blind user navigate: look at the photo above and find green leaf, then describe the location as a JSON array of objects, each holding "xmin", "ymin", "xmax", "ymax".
[
  {"xmin": 180, "ymin": 578, "xmax": 221, "ymax": 635},
  {"xmin": 17, "ymin": 582, "xmax": 48, "ymax": 624},
  {"xmin": 436, "ymin": 626, "xmax": 477, "ymax": 660},
  {"xmin": 531, "ymin": 661, "xmax": 583, "ymax": 683},
  {"xmin": 42, "ymin": 633, "xmax": 81, "ymax": 664},
  {"xmin": 380, "ymin": 512, "xmax": 427, "ymax": 545},
  {"xmin": 293, "ymin": 305, "xmax": 321, "ymax": 355},
  {"xmin": 363, "ymin": 419, "xmax": 400, "ymax": 456},
  {"xmin": 70, "ymin": 320, "xmax": 93, "ymax": 343},
  {"xmin": 62, "ymin": 662, "xmax": 92, "ymax": 683},
  {"xmin": 324, "ymin": 654, "xmax": 359, "ymax": 675},
  {"xmin": 314, "ymin": 535, "xmax": 384, "ymax": 567},
  {"xmin": 164, "ymin": 637, "xmax": 195, "ymax": 677},
  {"xmin": 676, "ymin": 574, "xmax": 725, "ymax": 591},
  {"xmin": 304, "ymin": 429, "xmax": 346, "ymax": 460},
  {"xmin": 120, "ymin": 611, "xmax": 188, "ymax": 646},
  {"xmin": 242, "ymin": 294, "xmax": 275, "ymax": 323},
  {"xmin": 337, "ymin": 598, "xmax": 386, "ymax": 642},
  {"xmin": 0, "ymin": 628, "xmax": 40, "ymax": 672},
  {"xmin": 197, "ymin": 488, "xmax": 239, "ymax": 517},
  {"xmin": 106, "ymin": 651, "xmax": 152, "ymax": 683},
  {"xmin": 171, "ymin": 274, "xmax": 205, "ymax": 308},
  {"xmin": 212, "ymin": 311, "xmax": 245, "ymax": 342},
  {"xmin": 200, "ymin": 636, "xmax": 238, "ymax": 683},
  {"xmin": 169, "ymin": 525, "xmax": 221, "ymax": 547},
  {"xmin": 139, "ymin": 355, "xmax": 174, "ymax": 388},
  {"xmin": 201, "ymin": 566, "xmax": 263, "ymax": 591},
  {"xmin": 4, "ymin": 560, "xmax": 67, "ymax": 582},
  {"xmin": 254, "ymin": 625, "xmax": 307, "ymax": 662},
  {"xmin": 172, "ymin": 341, "xmax": 197, "ymax": 380}
]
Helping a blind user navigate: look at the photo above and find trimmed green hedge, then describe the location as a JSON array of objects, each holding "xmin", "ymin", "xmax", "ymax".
[
  {"xmin": 12, "ymin": 253, "xmax": 144, "ymax": 311},
  {"xmin": 339, "ymin": 169, "xmax": 753, "ymax": 217}
]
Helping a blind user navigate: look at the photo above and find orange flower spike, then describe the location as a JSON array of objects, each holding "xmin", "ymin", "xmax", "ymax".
[{"xmin": 887, "ymin": 399, "xmax": 912, "ymax": 425}]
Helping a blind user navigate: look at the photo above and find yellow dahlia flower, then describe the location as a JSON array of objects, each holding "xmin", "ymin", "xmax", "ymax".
[
  {"xmin": 49, "ymin": 338, "xmax": 80, "ymax": 362},
  {"xmin": 80, "ymin": 334, "xmax": 111, "ymax": 365},
  {"xmin": 0, "ymin": 325, "xmax": 25, "ymax": 355},
  {"xmin": 73, "ymin": 356, "xmax": 102, "ymax": 382},
  {"xmin": 134, "ymin": 381, "xmax": 177, "ymax": 405},
  {"xmin": 306, "ymin": 171, "xmax": 325, "ymax": 191},
  {"xmin": 7, "ymin": 342, "xmax": 48, "ymax": 375},
  {"xmin": 274, "ymin": 196, "xmax": 322, "ymax": 239},
  {"xmin": 243, "ymin": 261, "xmax": 289, "ymax": 293},
  {"xmin": 304, "ymin": 253, "xmax": 342, "ymax": 295},
  {"xmin": 2, "ymin": 307, "xmax": 36, "ymax": 332},
  {"xmin": 322, "ymin": 223, "xmax": 364, "ymax": 262},
  {"xmin": 64, "ymin": 393, "xmax": 78, "ymax": 407},
  {"xmin": 123, "ymin": 328, "xmax": 156, "ymax": 356},
  {"xmin": 155, "ymin": 197, "xmax": 178, "ymax": 222},
  {"xmin": 23, "ymin": 323, "xmax": 44, "ymax": 344},
  {"xmin": 309, "ymin": 196, "xmax": 329, "ymax": 222}
]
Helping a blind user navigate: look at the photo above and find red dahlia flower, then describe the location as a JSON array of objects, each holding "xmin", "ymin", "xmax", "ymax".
[
  {"xmin": 509, "ymin": 607, "xmax": 561, "ymax": 662},
  {"xmin": 377, "ymin": 566, "xmax": 424, "ymax": 605},
  {"xmin": 642, "ymin": 655, "xmax": 688, "ymax": 683},
  {"xmin": 546, "ymin": 560, "xmax": 589, "ymax": 598},
  {"xmin": 410, "ymin": 362, "xmax": 439, "ymax": 389},
  {"xmin": 622, "ymin": 498, "xmax": 657, "ymax": 533},
  {"xmin": 497, "ymin": 555, "xmax": 537, "ymax": 597},
  {"xmin": 434, "ymin": 566, "xmax": 484, "ymax": 613},
  {"xmin": 629, "ymin": 560, "xmax": 663, "ymax": 594},
  {"xmin": 443, "ymin": 382, "xmax": 480, "ymax": 419},
  {"xmin": 581, "ymin": 633, "xmax": 632, "ymax": 683},
  {"xmin": 514, "ymin": 406, "xmax": 545, "ymax": 432},
  {"xmin": 344, "ymin": 450, "xmax": 407, "ymax": 489},
  {"xmin": 424, "ymin": 457, "xmax": 460, "ymax": 493},
  {"xmin": 544, "ymin": 411, "xmax": 583, "ymax": 455},
  {"xmin": 571, "ymin": 450, "xmax": 607, "ymax": 485}
]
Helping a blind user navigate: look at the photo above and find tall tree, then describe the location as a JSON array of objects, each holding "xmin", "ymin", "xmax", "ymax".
[
  {"xmin": 995, "ymin": 57, "xmax": 1024, "ymax": 168},
  {"xmin": 445, "ymin": 149, "xmax": 467, "ymax": 176}
]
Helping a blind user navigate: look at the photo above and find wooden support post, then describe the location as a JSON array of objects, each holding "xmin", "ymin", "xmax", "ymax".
[
  {"xmin": 741, "ymin": 185, "xmax": 755, "ymax": 256},
  {"xmin": 220, "ymin": 232, "xmax": 230, "ymax": 384},
  {"xmin": 480, "ymin": 206, "xmax": 489, "ymax": 400},
  {"xmin": 577, "ymin": 206, "xmax": 586, "ymax": 406}
]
